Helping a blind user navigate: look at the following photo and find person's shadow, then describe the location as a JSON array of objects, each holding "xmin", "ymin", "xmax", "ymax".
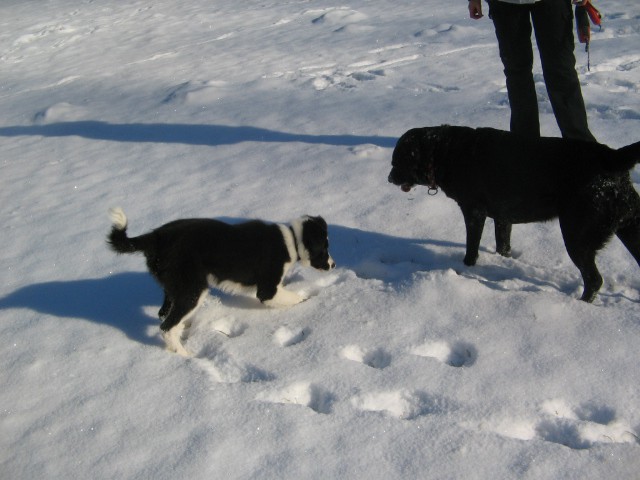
[{"xmin": 0, "ymin": 121, "xmax": 397, "ymax": 148}]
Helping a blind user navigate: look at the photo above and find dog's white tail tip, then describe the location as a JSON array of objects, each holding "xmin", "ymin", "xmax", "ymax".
[{"xmin": 108, "ymin": 207, "xmax": 128, "ymax": 230}]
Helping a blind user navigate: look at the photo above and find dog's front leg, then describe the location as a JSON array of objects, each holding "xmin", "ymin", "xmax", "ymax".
[
  {"xmin": 495, "ymin": 220, "xmax": 512, "ymax": 258},
  {"xmin": 261, "ymin": 284, "xmax": 306, "ymax": 308},
  {"xmin": 162, "ymin": 323, "xmax": 191, "ymax": 357},
  {"xmin": 461, "ymin": 206, "xmax": 486, "ymax": 266},
  {"xmin": 158, "ymin": 291, "xmax": 173, "ymax": 320}
]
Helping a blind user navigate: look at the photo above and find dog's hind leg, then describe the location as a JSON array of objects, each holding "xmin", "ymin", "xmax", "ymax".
[
  {"xmin": 616, "ymin": 223, "xmax": 640, "ymax": 268},
  {"xmin": 159, "ymin": 287, "xmax": 207, "ymax": 356},
  {"xmin": 461, "ymin": 206, "xmax": 487, "ymax": 266},
  {"xmin": 495, "ymin": 220, "xmax": 512, "ymax": 258},
  {"xmin": 560, "ymin": 222, "xmax": 604, "ymax": 302},
  {"xmin": 574, "ymin": 256, "xmax": 602, "ymax": 303}
]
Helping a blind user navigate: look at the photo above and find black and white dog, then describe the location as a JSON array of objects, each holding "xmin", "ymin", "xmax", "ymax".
[{"xmin": 107, "ymin": 208, "xmax": 335, "ymax": 355}]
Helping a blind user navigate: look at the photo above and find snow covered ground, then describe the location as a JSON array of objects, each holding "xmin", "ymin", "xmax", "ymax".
[{"xmin": 1, "ymin": 0, "xmax": 639, "ymax": 478}]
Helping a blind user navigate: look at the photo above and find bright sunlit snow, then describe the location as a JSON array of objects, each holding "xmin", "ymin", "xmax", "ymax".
[{"xmin": 1, "ymin": 1, "xmax": 639, "ymax": 478}]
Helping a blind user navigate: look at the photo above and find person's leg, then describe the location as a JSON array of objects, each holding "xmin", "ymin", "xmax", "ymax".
[
  {"xmin": 488, "ymin": 0, "xmax": 540, "ymax": 138},
  {"xmin": 531, "ymin": 0, "xmax": 596, "ymax": 142}
]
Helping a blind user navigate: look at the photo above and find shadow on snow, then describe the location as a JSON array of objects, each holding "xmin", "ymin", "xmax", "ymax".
[
  {"xmin": 0, "ymin": 121, "xmax": 397, "ymax": 148},
  {"xmin": 0, "ymin": 223, "xmax": 599, "ymax": 349},
  {"xmin": 0, "ymin": 225, "xmax": 458, "ymax": 347},
  {"xmin": 0, "ymin": 272, "xmax": 162, "ymax": 348}
]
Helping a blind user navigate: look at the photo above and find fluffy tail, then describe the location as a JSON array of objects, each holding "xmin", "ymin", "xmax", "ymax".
[
  {"xmin": 107, "ymin": 207, "xmax": 140, "ymax": 254},
  {"xmin": 614, "ymin": 140, "xmax": 640, "ymax": 171}
]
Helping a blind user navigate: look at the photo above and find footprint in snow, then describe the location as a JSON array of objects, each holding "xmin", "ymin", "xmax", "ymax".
[
  {"xmin": 351, "ymin": 389, "xmax": 446, "ymax": 420},
  {"xmin": 273, "ymin": 326, "xmax": 308, "ymax": 347},
  {"xmin": 411, "ymin": 340, "xmax": 477, "ymax": 367},
  {"xmin": 162, "ymin": 80, "xmax": 229, "ymax": 106},
  {"xmin": 479, "ymin": 398, "xmax": 640, "ymax": 449},
  {"xmin": 33, "ymin": 102, "xmax": 88, "ymax": 124},
  {"xmin": 310, "ymin": 8, "xmax": 368, "ymax": 26},
  {"xmin": 257, "ymin": 382, "xmax": 335, "ymax": 414},
  {"xmin": 535, "ymin": 399, "xmax": 640, "ymax": 449},
  {"xmin": 211, "ymin": 316, "xmax": 246, "ymax": 338},
  {"xmin": 341, "ymin": 344, "xmax": 391, "ymax": 370},
  {"xmin": 194, "ymin": 351, "xmax": 273, "ymax": 384}
]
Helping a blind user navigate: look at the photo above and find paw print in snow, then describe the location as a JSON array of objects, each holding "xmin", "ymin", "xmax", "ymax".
[
  {"xmin": 341, "ymin": 344, "xmax": 391, "ymax": 369},
  {"xmin": 257, "ymin": 382, "xmax": 335, "ymax": 414},
  {"xmin": 273, "ymin": 326, "xmax": 308, "ymax": 347},
  {"xmin": 351, "ymin": 389, "xmax": 447, "ymax": 420},
  {"xmin": 411, "ymin": 340, "xmax": 477, "ymax": 367}
]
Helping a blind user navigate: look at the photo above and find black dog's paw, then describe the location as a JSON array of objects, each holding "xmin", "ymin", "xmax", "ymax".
[
  {"xmin": 580, "ymin": 286, "xmax": 600, "ymax": 303},
  {"xmin": 580, "ymin": 291, "xmax": 597, "ymax": 303},
  {"xmin": 463, "ymin": 254, "xmax": 478, "ymax": 266}
]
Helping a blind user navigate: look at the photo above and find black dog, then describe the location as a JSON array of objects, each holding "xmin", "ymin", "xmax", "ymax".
[
  {"xmin": 108, "ymin": 208, "xmax": 335, "ymax": 355},
  {"xmin": 388, "ymin": 125, "xmax": 640, "ymax": 302}
]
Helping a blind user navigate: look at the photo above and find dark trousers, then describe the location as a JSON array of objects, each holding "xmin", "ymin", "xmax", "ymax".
[{"xmin": 488, "ymin": 0, "xmax": 596, "ymax": 142}]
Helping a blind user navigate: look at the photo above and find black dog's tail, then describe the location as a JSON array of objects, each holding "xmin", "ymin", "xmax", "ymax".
[
  {"xmin": 107, "ymin": 207, "xmax": 147, "ymax": 254},
  {"xmin": 612, "ymin": 140, "xmax": 640, "ymax": 172}
]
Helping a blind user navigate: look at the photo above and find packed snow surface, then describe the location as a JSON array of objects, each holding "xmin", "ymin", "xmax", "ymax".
[{"xmin": 1, "ymin": 0, "xmax": 639, "ymax": 478}]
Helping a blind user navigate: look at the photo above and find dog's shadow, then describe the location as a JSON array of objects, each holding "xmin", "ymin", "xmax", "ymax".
[
  {"xmin": 0, "ymin": 225, "xmax": 460, "ymax": 346},
  {"xmin": 212, "ymin": 217, "xmax": 463, "ymax": 284},
  {"xmin": 0, "ymin": 272, "xmax": 163, "ymax": 347},
  {"xmin": 0, "ymin": 224, "xmax": 570, "ymax": 348},
  {"xmin": 215, "ymin": 219, "xmax": 464, "ymax": 284},
  {"xmin": 329, "ymin": 225, "xmax": 580, "ymax": 297},
  {"xmin": 328, "ymin": 225, "xmax": 461, "ymax": 283}
]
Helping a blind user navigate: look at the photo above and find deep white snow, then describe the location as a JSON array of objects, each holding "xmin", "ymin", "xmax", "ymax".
[{"xmin": 1, "ymin": 1, "xmax": 639, "ymax": 478}]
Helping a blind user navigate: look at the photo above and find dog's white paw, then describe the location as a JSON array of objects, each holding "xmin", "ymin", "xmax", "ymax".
[
  {"xmin": 162, "ymin": 325, "xmax": 192, "ymax": 357},
  {"xmin": 263, "ymin": 288, "xmax": 306, "ymax": 308},
  {"xmin": 170, "ymin": 343, "xmax": 192, "ymax": 357}
]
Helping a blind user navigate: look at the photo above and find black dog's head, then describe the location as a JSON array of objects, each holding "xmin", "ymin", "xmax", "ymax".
[
  {"xmin": 388, "ymin": 127, "xmax": 443, "ymax": 192},
  {"xmin": 296, "ymin": 216, "xmax": 335, "ymax": 271}
]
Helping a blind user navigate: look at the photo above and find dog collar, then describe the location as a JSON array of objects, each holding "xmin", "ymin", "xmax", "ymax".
[{"xmin": 426, "ymin": 160, "xmax": 438, "ymax": 195}]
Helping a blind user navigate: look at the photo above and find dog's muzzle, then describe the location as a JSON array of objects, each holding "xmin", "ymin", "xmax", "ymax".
[{"xmin": 388, "ymin": 172, "xmax": 413, "ymax": 192}]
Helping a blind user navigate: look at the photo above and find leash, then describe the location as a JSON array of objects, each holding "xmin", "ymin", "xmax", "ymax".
[{"xmin": 575, "ymin": 1, "xmax": 602, "ymax": 71}]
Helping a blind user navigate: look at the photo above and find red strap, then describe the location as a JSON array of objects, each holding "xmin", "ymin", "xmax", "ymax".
[{"xmin": 585, "ymin": 3, "xmax": 602, "ymax": 27}]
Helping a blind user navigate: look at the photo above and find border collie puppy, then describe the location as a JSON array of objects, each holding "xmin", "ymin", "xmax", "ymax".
[{"xmin": 107, "ymin": 208, "xmax": 335, "ymax": 355}]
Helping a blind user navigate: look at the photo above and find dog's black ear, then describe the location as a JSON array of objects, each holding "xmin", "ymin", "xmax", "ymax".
[
  {"xmin": 309, "ymin": 215, "xmax": 327, "ymax": 228},
  {"xmin": 422, "ymin": 126, "xmax": 445, "ymax": 143},
  {"xmin": 304, "ymin": 216, "xmax": 328, "ymax": 235},
  {"xmin": 416, "ymin": 127, "xmax": 441, "ymax": 161}
]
